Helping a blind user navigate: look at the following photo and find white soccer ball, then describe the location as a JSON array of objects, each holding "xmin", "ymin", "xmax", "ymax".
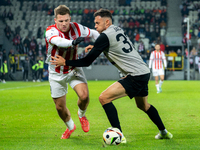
[{"xmin": 103, "ymin": 127, "xmax": 122, "ymax": 145}]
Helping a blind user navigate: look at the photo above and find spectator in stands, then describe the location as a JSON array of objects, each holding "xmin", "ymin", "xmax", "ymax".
[
  {"xmin": 190, "ymin": 46, "xmax": 198, "ymax": 57},
  {"xmin": 129, "ymin": 8, "xmax": 134, "ymax": 15},
  {"xmin": 47, "ymin": 7, "xmax": 54, "ymax": 15},
  {"xmin": 160, "ymin": 42, "xmax": 165, "ymax": 52},
  {"xmin": 138, "ymin": 40, "xmax": 145, "ymax": 55},
  {"xmin": 30, "ymin": 40, "xmax": 37, "ymax": 51},
  {"xmin": 123, "ymin": 19, "xmax": 129, "ymax": 30},
  {"xmin": 23, "ymin": 36, "xmax": 30, "ymax": 47},
  {"xmin": 128, "ymin": 18, "xmax": 135, "ymax": 28},
  {"xmin": 2, "ymin": 49, "xmax": 7, "ymax": 62},
  {"xmin": 4, "ymin": 25, "xmax": 12, "ymax": 40},
  {"xmin": 134, "ymin": 7, "xmax": 140, "ymax": 15},
  {"xmin": 134, "ymin": 29, "xmax": 140, "ymax": 43},
  {"xmin": 7, "ymin": 10, "xmax": 13, "ymax": 20},
  {"xmin": 37, "ymin": 27, "xmax": 42, "ymax": 39},
  {"xmin": 42, "ymin": 3, "xmax": 48, "ymax": 11},
  {"xmin": 12, "ymin": 34, "xmax": 20, "ymax": 48},
  {"xmin": 36, "ymin": 42, "xmax": 45, "ymax": 57},
  {"xmin": 16, "ymin": 40, "xmax": 23, "ymax": 54},
  {"xmin": 1, "ymin": 9, "xmax": 7, "ymax": 22},
  {"xmin": 181, "ymin": 4, "xmax": 189, "ymax": 17},
  {"xmin": 160, "ymin": 15, "xmax": 167, "ymax": 24},
  {"xmin": 140, "ymin": 6, "xmax": 145, "ymax": 15},
  {"xmin": 160, "ymin": 20, "xmax": 167, "ymax": 28},
  {"xmin": 23, "ymin": 43, "xmax": 29, "ymax": 54},
  {"xmin": 145, "ymin": 28, "xmax": 151, "ymax": 42}
]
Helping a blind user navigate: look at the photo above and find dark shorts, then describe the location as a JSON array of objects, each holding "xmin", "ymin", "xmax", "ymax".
[{"xmin": 118, "ymin": 73, "xmax": 150, "ymax": 99}]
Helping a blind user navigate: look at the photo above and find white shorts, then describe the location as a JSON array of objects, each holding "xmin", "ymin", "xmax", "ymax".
[
  {"xmin": 152, "ymin": 68, "xmax": 164, "ymax": 76},
  {"xmin": 49, "ymin": 67, "xmax": 87, "ymax": 98}
]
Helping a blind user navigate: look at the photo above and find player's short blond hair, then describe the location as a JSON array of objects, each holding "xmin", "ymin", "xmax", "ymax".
[{"xmin": 54, "ymin": 5, "xmax": 70, "ymax": 18}]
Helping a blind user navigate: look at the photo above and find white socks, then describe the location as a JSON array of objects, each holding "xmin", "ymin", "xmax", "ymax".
[
  {"xmin": 159, "ymin": 80, "xmax": 163, "ymax": 88},
  {"xmin": 156, "ymin": 84, "xmax": 160, "ymax": 91},
  {"xmin": 78, "ymin": 108, "xmax": 86, "ymax": 118},
  {"xmin": 65, "ymin": 118, "xmax": 74, "ymax": 130}
]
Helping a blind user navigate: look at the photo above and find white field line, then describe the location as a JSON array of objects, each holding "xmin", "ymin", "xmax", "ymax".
[{"xmin": 0, "ymin": 83, "xmax": 49, "ymax": 91}]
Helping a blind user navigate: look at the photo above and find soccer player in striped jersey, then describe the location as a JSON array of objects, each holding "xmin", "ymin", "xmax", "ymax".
[
  {"xmin": 45, "ymin": 5, "xmax": 99, "ymax": 139},
  {"xmin": 149, "ymin": 44, "xmax": 167, "ymax": 93},
  {"xmin": 50, "ymin": 9, "xmax": 173, "ymax": 141}
]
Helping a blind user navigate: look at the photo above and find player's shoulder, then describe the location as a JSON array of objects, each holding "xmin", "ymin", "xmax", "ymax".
[{"xmin": 46, "ymin": 24, "xmax": 60, "ymax": 36}]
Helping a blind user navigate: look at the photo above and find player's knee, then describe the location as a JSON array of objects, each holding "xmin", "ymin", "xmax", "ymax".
[
  {"xmin": 55, "ymin": 104, "xmax": 64, "ymax": 112},
  {"xmin": 79, "ymin": 92, "xmax": 89, "ymax": 102},
  {"xmin": 99, "ymin": 94, "xmax": 108, "ymax": 105}
]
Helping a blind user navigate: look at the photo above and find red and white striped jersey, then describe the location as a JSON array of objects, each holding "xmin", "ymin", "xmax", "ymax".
[
  {"xmin": 149, "ymin": 50, "xmax": 167, "ymax": 70},
  {"xmin": 45, "ymin": 22, "xmax": 94, "ymax": 74}
]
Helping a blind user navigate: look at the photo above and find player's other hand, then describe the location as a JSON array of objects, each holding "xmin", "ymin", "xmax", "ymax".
[
  {"xmin": 85, "ymin": 45, "xmax": 94, "ymax": 53},
  {"xmin": 72, "ymin": 37, "xmax": 84, "ymax": 46},
  {"xmin": 50, "ymin": 54, "xmax": 66, "ymax": 68}
]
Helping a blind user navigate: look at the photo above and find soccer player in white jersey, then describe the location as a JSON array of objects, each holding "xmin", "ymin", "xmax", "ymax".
[
  {"xmin": 45, "ymin": 5, "xmax": 99, "ymax": 139},
  {"xmin": 50, "ymin": 9, "xmax": 173, "ymax": 141},
  {"xmin": 149, "ymin": 44, "xmax": 167, "ymax": 93}
]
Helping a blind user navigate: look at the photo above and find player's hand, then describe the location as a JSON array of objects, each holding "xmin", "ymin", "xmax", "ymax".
[
  {"xmin": 72, "ymin": 37, "xmax": 84, "ymax": 46},
  {"xmin": 50, "ymin": 54, "xmax": 66, "ymax": 68},
  {"xmin": 85, "ymin": 45, "xmax": 94, "ymax": 53}
]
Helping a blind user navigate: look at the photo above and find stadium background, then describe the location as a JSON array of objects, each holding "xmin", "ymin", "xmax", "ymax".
[{"xmin": 0, "ymin": 0, "xmax": 200, "ymax": 81}]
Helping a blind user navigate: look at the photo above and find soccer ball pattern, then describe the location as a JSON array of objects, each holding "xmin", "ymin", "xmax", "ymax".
[{"xmin": 103, "ymin": 127, "xmax": 122, "ymax": 145}]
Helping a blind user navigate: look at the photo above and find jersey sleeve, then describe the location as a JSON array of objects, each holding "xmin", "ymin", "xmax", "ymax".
[
  {"xmin": 45, "ymin": 27, "xmax": 59, "ymax": 43},
  {"xmin": 162, "ymin": 51, "xmax": 167, "ymax": 68},
  {"xmin": 76, "ymin": 23, "xmax": 100, "ymax": 40},
  {"xmin": 45, "ymin": 27, "xmax": 73, "ymax": 47}
]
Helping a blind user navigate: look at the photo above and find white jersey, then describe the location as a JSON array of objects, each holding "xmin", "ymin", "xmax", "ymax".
[
  {"xmin": 102, "ymin": 25, "xmax": 150, "ymax": 76},
  {"xmin": 45, "ymin": 22, "xmax": 99, "ymax": 74},
  {"xmin": 149, "ymin": 50, "xmax": 167, "ymax": 70}
]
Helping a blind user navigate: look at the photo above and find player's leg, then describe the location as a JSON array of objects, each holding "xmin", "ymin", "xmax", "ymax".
[
  {"xmin": 134, "ymin": 96, "xmax": 173, "ymax": 139},
  {"xmin": 153, "ymin": 69, "xmax": 160, "ymax": 93},
  {"xmin": 159, "ymin": 74, "xmax": 164, "ymax": 92},
  {"xmin": 99, "ymin": 81, "xmax": 127, "ymax": 143},
  {"xmin": 53, "ymin": 95, "xmax": 76, "ymax": 139},
  {"xmin": 73, "ymin": 83, "xmax": 90, "ymax": 132},
  {"xmin": 99, "ymin": 81, "xmax": 127, "ymax": 132},
  {"xmin": 70, "ymin": 68, "xmax": 90, "ymax": 132},
  {"xmin": 50, "ymin": 74, "xmax": 76, "ymax": 139}
]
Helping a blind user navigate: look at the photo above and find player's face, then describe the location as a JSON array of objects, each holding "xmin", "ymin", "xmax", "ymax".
[
  {"xmin": 155, "ymin": 45, "xmax": 160, "ymax": 51},
  {"xmin": 54, "ymin": 14, "xmax": 71, "ymax": 32},
  {"xmin": 94, "ymin": 16, "xmax": 107, "ymax": 33}
]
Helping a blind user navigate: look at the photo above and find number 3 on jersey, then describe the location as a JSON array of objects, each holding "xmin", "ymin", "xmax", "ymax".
[{"xmin": 116, "ymin": 33, "xmax": 133, "ymax": 53}]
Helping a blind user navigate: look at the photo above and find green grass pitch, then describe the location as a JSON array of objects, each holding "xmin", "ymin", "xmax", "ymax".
[{"xmin": 0, "ymin": 80, "xmax": 200, "ymax": 150}]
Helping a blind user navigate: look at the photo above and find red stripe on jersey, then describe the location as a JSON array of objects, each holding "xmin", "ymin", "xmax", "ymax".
[
  {"xmin": 154, "ymin": 51, "xmax": 157, "ymax": 69},
  {"xmin": 73, "ymin": 22, "xmax": 81, "ymax": 37},
  {"xmin": 159, "ymin": 51, "xmax": 162, "ymax": 69}
]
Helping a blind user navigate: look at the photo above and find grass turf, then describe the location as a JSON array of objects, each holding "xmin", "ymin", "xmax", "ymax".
[{"xmin": 0, "ymin": 80, "xmax": 200, "ymax": 150}]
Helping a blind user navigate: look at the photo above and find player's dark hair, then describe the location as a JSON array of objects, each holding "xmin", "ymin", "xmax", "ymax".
[
  {"xmin": 94, "ymin": 9, "xmax": 112, "ymax": 20},
  {"xmin": 54, "ymin": 5, "xmax": 70, "ymax": 18}
]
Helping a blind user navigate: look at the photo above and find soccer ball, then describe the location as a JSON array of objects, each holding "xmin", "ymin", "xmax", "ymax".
[{"xmin": 103, "ymin": 127, "xmax": 122, "ymax": 145}]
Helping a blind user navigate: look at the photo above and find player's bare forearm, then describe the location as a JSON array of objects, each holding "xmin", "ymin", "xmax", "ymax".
[{"xmin": 50, "ymin": 55, "xmax": 66, "ymax": 68}]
